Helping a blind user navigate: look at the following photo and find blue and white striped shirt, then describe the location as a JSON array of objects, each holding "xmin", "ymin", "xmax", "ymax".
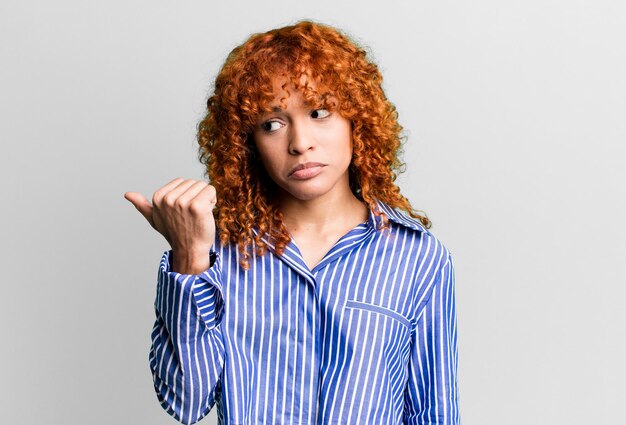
[{"xmin": 149, "ymin": 201, "xmax": 460, "ymax": 424}]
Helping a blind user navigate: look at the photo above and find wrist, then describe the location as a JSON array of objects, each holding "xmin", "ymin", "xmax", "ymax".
[{"xmin": 171, "ymin": 247, "xmax": 212, "ymax": 274}]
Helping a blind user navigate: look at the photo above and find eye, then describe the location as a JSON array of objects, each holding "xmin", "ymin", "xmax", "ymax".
[
  {"xmin": 260, "ymin": 120, "xmax": 283, "ymax": 133},
  {"xmin": 311, "ymin": 108, "xmax": 330, "ymax": 119}
]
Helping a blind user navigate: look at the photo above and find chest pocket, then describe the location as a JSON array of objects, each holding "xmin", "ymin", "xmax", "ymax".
[{"xmin": 344, "ymin": 299, "xmax": 412, "ymax": 330}]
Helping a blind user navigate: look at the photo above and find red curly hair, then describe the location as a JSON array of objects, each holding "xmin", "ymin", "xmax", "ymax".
[{"xmin": 197, "ymin": 20, "xmax": 431, "ymax": 269}]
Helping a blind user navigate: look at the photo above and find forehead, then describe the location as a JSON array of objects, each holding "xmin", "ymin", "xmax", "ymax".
[
  {"xmin": 264, "ymin": 71, "xmax": 332, "ymax": 108},
  {"xmin": 243, "ymin": 63, "xmax": 339, "ymax": 124},
  {"xmin": 270, "ymin": 71, "xmax": 314, "ymax": 94}
]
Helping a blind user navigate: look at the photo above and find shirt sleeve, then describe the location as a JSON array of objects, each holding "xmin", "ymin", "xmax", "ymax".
[
  {"xmin": 404, "ymin": 253, "xmax": 460, "ymax": 425},
  {"xmin": 149, "ymin": 250, "xmax": 226, "ymax": 425}
]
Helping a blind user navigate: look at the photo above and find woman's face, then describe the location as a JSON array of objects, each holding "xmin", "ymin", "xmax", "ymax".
[{"xmin": 251, "ymin": 78, "xmax": 353, "ymax": 203}]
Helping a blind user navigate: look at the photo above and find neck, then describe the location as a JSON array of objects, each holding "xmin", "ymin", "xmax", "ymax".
[{"xmin": 278, "ymin": 189, "xmax": 368, "ymax": 235}]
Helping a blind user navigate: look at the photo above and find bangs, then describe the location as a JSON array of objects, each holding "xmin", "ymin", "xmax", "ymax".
[{"xmin": 239, "ymin": 61, "xmax": 340, "ymax": 132}]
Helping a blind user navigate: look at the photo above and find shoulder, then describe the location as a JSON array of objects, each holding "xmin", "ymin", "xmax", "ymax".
[{"xmin": 375, "ymin": 200, "xmax": 452, "ymax": 272}]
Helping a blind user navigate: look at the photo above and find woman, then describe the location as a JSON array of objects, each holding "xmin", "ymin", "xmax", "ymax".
[{"xmin": 125, "ymin": 20, "xmax": 459, "ymax": 425}]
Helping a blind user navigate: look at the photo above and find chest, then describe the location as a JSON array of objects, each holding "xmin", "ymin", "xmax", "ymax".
[
  {"xmin": 219, "ymin": 238, "xmax": 419, "ymax": 356},
  {"xmin": 291, "ymin": 235, "xmax": 339, "ymax": 271}
]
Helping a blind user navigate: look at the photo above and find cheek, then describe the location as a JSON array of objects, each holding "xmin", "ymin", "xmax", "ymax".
[
  {"xmin": 341, "ymin": 128, "xmax": 354, "ymax": 160},
  {"xmin": 255, "ymin": 144, "xmax": 284, "ymax": 178},
  {"xmin": 252, "ymin": 137, "xmax": 271, "ymax": 163}
]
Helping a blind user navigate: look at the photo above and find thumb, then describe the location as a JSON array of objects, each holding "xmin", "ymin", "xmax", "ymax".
[{"xmin": 124, "ymin": 192, "xmax": 154, "ymax": 227}]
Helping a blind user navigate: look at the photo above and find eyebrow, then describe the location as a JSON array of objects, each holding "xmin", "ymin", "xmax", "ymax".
[{"xmin": 268, "ymin": 101, "xmax": 319, "ymax": 113}]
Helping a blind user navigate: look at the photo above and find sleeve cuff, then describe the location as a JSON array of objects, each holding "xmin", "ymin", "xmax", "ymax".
[{"xmin": 158, "ymin": 250, "xmax": 224, "ymax": 330}]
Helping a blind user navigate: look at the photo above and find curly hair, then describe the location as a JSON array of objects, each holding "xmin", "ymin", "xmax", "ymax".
[{"xmin": 197, "ymin": 20, "xmax": 431, "ymax": 269}]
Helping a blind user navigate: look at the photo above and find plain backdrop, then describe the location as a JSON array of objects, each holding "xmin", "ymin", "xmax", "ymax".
[{"xmin": 1, "ymin": 1, "xmax": 624, "ymax": 424}]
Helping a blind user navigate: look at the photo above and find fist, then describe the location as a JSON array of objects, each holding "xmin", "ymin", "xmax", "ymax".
[{"xmin": 124, "ymin": 178, "xmax": 217, "ymax": 257}]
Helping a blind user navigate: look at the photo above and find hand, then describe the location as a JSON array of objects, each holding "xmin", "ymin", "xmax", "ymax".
[{"xmin": 124, "ymin": 178, "xmax": 217, "ymax": 273}]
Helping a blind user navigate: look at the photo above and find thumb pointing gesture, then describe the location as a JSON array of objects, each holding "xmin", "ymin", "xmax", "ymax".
[
  {"xmin": 124, "ymin": 178, "xmax": 217, "ymax": 267},
  {"xmin": 124, "ymin": 191, "xmax": 155, "ymax": 229}
]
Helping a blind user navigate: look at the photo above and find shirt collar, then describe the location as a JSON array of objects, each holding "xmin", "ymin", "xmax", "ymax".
[
  {"xmin": 372, "ymin": 200, "xmax": 429, "ymax": 233},
  {"xmin": 252, "ymin": 199, "xmax": 428, "ymax": 249}
]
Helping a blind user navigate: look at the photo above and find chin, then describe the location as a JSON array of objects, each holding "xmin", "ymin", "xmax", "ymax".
[
  {"xmin": 280, "ymin": 183, "xmax": 331, "ymax": 202},
  {"xmin": 289, "ymin": 190, "xmax": 327, "ymax": 202}
]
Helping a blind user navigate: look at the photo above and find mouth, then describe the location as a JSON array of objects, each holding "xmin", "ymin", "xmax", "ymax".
[{"xmin": 288, "ymin": 162, "xmax": 327, "ymax": 178}]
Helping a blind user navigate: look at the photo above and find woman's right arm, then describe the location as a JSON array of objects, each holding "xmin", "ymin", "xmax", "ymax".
[
  {"xmin": 124, "ymin": 177, "xmax": 221, "ymax": 424},
  {"xmin": 149, "ymin": 249, "xmax": 225, "ymax": 425}
]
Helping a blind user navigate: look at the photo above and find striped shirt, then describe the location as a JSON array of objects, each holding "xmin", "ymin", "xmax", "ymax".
[{"xmin": 149, "ymin": 201, "xmax": 460, "ymax": 424}]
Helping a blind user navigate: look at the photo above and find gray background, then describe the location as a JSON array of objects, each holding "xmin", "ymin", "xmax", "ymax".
[{"xmin": 1, "ymin": 0, "xmax": 624, "ymax": 424}]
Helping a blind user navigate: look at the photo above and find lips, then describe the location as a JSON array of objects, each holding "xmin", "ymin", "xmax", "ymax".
[{"xmin": 288, "ymin": 162, "xmax": 326, "ymax": 177}]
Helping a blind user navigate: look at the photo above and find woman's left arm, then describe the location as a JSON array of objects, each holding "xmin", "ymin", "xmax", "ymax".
[{"xmin": 403, "ymin": 253, "xmax": 460, "ymax": 425}]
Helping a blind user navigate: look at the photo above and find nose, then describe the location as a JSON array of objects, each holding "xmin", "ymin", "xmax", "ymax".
[{"xmin": 288, "ymin": 120, "xmax": 315, "ymax": 155}]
